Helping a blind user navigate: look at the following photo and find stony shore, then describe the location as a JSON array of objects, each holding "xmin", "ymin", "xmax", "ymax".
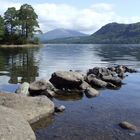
[{"xmin": 0, "ymin": 65, "xmax": 138, "ymax": 139}]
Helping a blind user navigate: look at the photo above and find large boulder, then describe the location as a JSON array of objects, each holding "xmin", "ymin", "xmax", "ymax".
[
  {"xmin": 0, "ymin": 106, "xmax": 36, "ymax": 140},
  {"xmin": 29, "ymin": 79, "xmax": 56, "ymax": 97},
  {"xmin": 0, "ymin": 92, "xmax": 54, "ymax": 124},
  {"xmin": 50, "ymin": 71, "xmax": 84, "ymax": 89},
  {"xmin": 15, "ymin": 82, "xmax": 29, "ymax": 96}
]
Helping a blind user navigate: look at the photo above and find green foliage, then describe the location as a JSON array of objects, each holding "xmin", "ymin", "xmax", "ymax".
[
  {"xmin": 1, "ymin": 3, "xmax": 40, "ymax": 44},
  {"xmin": 0, "ymin": 15, "xmax": 4, "ymax": 42},
  {"xmin": 18, "ymin": 4, "xmax": 39, "ymax": 38}
]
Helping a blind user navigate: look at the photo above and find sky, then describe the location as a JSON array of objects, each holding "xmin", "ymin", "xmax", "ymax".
[{"xmin": 0, "ymin": 0, "xmax": 140, "ymax": 34}]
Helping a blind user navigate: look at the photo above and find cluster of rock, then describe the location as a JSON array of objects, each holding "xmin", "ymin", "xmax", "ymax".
[
  {"xmin": 19, "ymin": 65, "xmax": 137, "ymax": 98},
  {"xmin": 0, "ymin": 65, "xmax": 137, "ymax": 139}
]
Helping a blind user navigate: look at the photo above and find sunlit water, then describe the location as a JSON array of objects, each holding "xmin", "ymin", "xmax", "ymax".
[{"xmin": 0, "ymin": 44, "xmax": 140, "ymax": 140}]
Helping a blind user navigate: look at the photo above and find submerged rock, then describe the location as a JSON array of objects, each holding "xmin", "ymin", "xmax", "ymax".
[
  {"xmin": 55, "ymin": 105, "xmax": 66, "ymax": 112},
  {"xmin": 119, "ymin": 121, "xmax": 137, "ymax": 131},
  {"xmin": 0, "ymin": 92, "xmax": 54, "ymax": 124},
  {"xmin": 15, "ymin": 82, "xmax": 29, "ymax": 96},
  {"xmin": 84, "ymin": 87, "xmax": 99, "ymax": 98},
  {"xmin": 50, "ymin": 71, "xmax": 84, "ymax": 89},
  {"xmin": 0, "ymin": 106, "xmax": 36, "ymax": 140}
]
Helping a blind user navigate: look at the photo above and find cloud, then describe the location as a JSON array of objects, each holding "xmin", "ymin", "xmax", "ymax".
[{"xmin": 0, "ymin": 1, "xmax": 140, "ymax": 34}]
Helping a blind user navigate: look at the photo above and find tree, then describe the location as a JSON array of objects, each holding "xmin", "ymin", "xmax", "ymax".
[
  {"xmin": 4, "ymin": 7, "xmax": 17, "ymax": 36},
  {"xmin": 18, "ymin": 4, "xmax": 39, "ymax": 39},
  {"xmin": 0, "ymin": 15, "xmax": 4, "ymax": 42}
]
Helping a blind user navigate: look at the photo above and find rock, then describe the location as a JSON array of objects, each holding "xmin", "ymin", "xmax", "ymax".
[
  {"xmin": 102, "ymin": 75, "xmax": 122, "ymax": 86},
  {"xmin": 84, "ymin": 87, "xmax": 99, "ymax": 98},
  {"xmin": 86, "ymin": 74, "xmax": 96, "ymax": 83},
  {"xmin": 15, "ymin": 82, "xmax": 29, "ymax": 96},
  {"xmin": 50, "ymin": 71, "xmax": 84, "ymax": 89},
  {"xmin": 107, "ymin": 82, "xmax": 118, "ymax": 89},
  {"xmin": 0, "ymin": 106, "xmax": 36, "ymax": 140},
  {"xmin": 87, "ymin": 67, "xmax": 112, "ymax": 78},
  {"xmin": 29, "ymin": 79, "xmax": 56, "ymax": 97},
  {"xmin": 79, "ymin": 81, "xmax": 91, "ymax": 90},
  {"xmin": 0, "ymin": 92, "xmax": 54, "ymax": 124},
  {"xmin": 115, "ymin": 65, "xmax": 126, "ymax": 73},
  {"xmin": 119, "ymin": 121, "xmax": 137, "ymax": 131},
  {"xmin": 55, "ymin": 105, "xmax": 66, "ymax": 112},
  {"xmin": 125, "ymin": 67, "xmax": 137, "ymax": 73},
  {"xmin": 86, "ymin": 74, "xmax": 107, "ymax": 88}
]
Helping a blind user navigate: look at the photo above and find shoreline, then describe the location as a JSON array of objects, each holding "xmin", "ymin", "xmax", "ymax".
[{"xmin": 0, "ymin": 44, "xmax": 43, "ymax": 48}]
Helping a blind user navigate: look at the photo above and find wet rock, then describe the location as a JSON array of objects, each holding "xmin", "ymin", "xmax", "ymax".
[
  {"xmin": 0, "ymin": 92, "xmax": 54, "ymax": 124},
  {"xmin": 87, "ymin": 67, "xmax": 112, "ymax": 78},
  {"xmin": 86, "ymin": 74, "xmax": 96, "ymax": 83},
  {"xmin": 88, "ymin": 77, "xmax": 107, "ymax": 88},
  {"xmin": 55, "ymin": 105, "xmax": 66, "ymax": 112},
  {"xmin": 29, "ymin": 79, "xmax": 56, "ymax": 97},
  {"xmin": 0, "ymin": 106, "xmax": 36, "ymax": 140},
  {"xmin": 102, "ymin": 75, "xmax": 122, "ymax": 86},
  {"xmin": 107, "ymin": 82, "xmax": 118, "ymax": 89},
  {"xmin": 84, "ymin": 87, "xmax": 99, "ymax": 98},
  {"xmin": 15, "ymin": 82, "xmax": 29, "ymax": 96},
  {"xmin": 50, "ymin": 71, "xmax": 84, "ymax": 89},
  {"xmin": 119, "ymin": 121, "xmax": 137, "ymax": 131},
  {"xmin": 125, "ymin": 67, "xmax": 137, "ymax": 73},
  {"xmin": 79, "ymin": 81, "xmax": 91, "ymax": 90}
]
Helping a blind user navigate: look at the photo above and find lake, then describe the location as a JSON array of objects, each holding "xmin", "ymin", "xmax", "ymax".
[{"xmin": 0, "ymin": 44, "xmax": 140, "ymax": 140}]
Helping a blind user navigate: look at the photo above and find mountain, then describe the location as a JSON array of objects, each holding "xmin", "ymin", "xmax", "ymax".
[
  {"xmin": 46, "ymin": 22, "xmax": 140, "ymax": 44},
  {"xmin": 35, "ymin": 28, "xmax": 88, "ymax": 42}
]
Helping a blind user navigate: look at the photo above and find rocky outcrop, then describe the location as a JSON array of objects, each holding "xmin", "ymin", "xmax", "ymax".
[
  {"xmin": 29, "ymin": 79, "xmax": 56, "ymax": 97},
  {"xmin": 15, "ymin": 82, "xmax": 29, "ymax": 96},
  {"xmin": 0, "ymin": 92, "xmax": 54, "ymax": 124},
  {"xmin": 50, "ymin": 71, "xmax": 84, "ymax": 89},
  {"xmin": 0, "ymin": 106, "xmax": 36, "ymax": 140}
]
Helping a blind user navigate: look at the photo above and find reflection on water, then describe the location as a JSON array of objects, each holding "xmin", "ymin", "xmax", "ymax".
[
  {"xmin": 0, "ymin": 44, "xmax": 140, "ymax": 86},
  {"xmin": 1, "ymin": 44, "xmax": 140, "ymax": 139}
]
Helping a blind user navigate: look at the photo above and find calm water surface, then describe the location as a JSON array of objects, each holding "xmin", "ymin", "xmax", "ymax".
[{"xmin": 0, "ymin": 44, "xmax": 140, "ymax": 140}]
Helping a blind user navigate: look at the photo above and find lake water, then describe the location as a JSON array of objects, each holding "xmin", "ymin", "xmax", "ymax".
[{"xmin": 0, "ymin": 44, "xmax": 140, "ymax": 140}]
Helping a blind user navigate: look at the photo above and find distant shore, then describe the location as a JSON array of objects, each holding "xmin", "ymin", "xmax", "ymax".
[{"xmin": 0, "ymin": 44, "xmax": 43, "ymax": 48}]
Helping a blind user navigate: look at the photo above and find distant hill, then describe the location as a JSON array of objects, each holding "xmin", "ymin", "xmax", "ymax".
[
  {"xmin": 35, "ymin": 28, "xmax": 88, "ymax": 42},
  {"xmin": 46, "ymin": 22, "xmax": 140, "ymax": 44}
]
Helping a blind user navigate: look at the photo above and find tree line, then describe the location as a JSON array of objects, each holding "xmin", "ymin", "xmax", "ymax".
[{"xmin": 0, "ymin": 4, "xmax": 40, "ymax": 44}]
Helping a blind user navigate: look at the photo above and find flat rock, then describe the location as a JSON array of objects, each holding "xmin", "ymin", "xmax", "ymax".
[
  {"xmin": 0, "ymin": 106, "xmax": 36, "ymax": 140},
  {"xmin": 0, "ymin": 92, "xmax": 54, "ymax": 124},
  {"xmin": 50, "ymin": 71, "xmax": 84, "ymax": 89}
]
